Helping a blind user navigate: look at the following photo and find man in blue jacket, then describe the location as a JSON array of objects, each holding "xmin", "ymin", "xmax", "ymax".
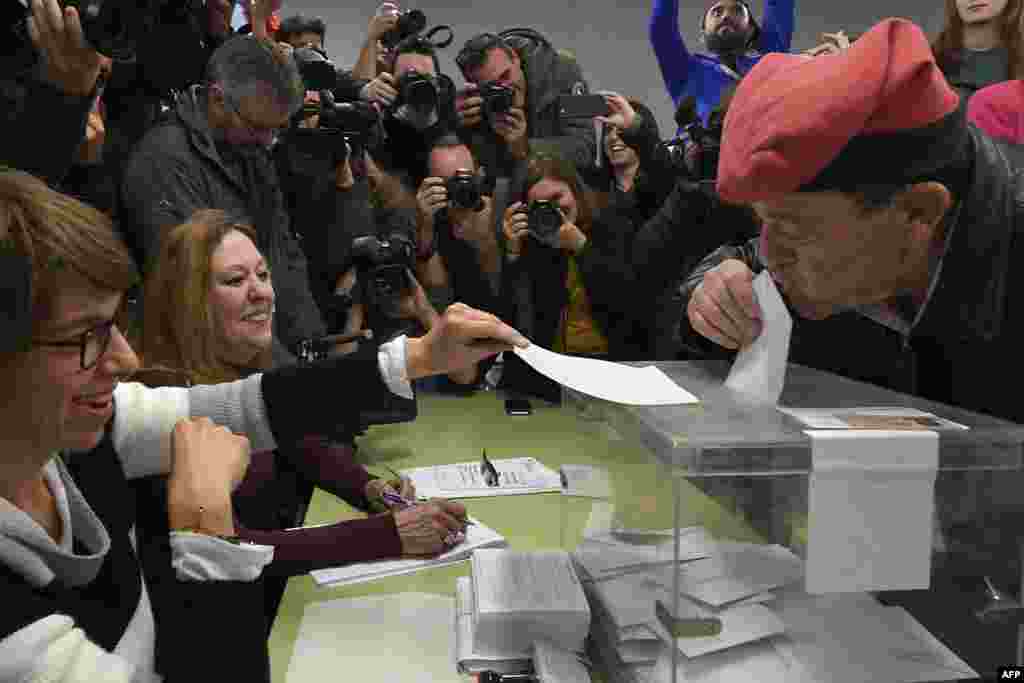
[{"xmin": 649, "ymin": 0, "xmax": 795, "ymax": 127}]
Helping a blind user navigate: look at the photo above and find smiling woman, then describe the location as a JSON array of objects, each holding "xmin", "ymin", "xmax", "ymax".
[
  {"xmin": 932, "ymin": 0, "xmax": 1023, "ymax": 105},
  {"xmin": 139, "ymin": 209, "xmax": 279, "ymax": 385}
]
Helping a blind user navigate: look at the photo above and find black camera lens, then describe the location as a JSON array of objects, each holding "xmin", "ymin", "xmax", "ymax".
[
  {"xmin": 293, "ymin": 46, "xmax": 337, "ymax": 91},
  {"xmin": 527, "ymin": 200, "xmax": 563, "ymax": 248},
  {"xmin": 446, "ymin": 171, "xmax": 482, "ymax": 211},
  {"xmin": 480, "ymin": 82, "xmax": 514, "ymax": 118},
  {"xmin": 396, "ymin": 72, "xmax": 439, "ymax": 113}
]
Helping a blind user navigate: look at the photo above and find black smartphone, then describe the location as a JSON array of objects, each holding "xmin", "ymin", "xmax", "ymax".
[
  {"xmin": 504, "ymin": 398, "xmax": 533, "ymax": 416},
  {"xmin": 558, "ymin": 94, "xmax": 611, "ymax": 119}
]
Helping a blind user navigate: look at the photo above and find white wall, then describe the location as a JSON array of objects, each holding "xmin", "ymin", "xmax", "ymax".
[{"xmin": 281, "ymin": 0, "xmax": 950, "ymax": 137}]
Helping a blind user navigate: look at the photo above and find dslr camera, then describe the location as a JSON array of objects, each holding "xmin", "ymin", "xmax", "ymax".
[
  {"xmin": 527, "ymin": 200, "xmax": 563, "ymax": 249},
  {"xmin": 350, "ymin": 232, "xmax": 416, "ymax": 316},
  {"xmin": 380, "ymin": 9, "xmax": 427, "ymax": 49},
  {"xmin": 480, "ymin": 81, "xmax": 515, "ymax": 120},
  {"xmin": 656, "ymin": 95, "xmax": 725, "ymax": 184},
  {"xmin": 286, "ymin": 46, "xmax": 382, "ymax": 168},
  {"xmin": 446, "ymin": 170, "xmax": 484, "ymax": 211}
]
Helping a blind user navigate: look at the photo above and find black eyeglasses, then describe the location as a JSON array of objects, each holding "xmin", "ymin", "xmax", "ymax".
[
  {"xmin": 456, "ymin": 33, "xmax": 503, "ymax": 75},
  {"xmin": 33, "ymin": 297, "xmax": 135, "ymax": 371}
]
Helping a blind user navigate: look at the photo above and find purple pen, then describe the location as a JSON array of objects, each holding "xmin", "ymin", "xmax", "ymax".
[{"xmin": 380, "ymin": 491, "xmax": 475, "ymax": 525}]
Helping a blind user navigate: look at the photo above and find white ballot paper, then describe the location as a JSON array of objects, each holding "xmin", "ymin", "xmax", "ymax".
[
  {"xmin": 471, "ymin": 549, "xmax": 591, "ymax": 655},
  {"xmin": 310, "ymin": 517, "xmax": 506, "ymax": 587},
  {"xmin": 651, "ymin": 542, "xmax": 803, "ymax": 607},
  {"xmin": 287, "ymin": 593, "xmax": 459, "ymax": 683},
  {"xmin": 805, "ymin": 429, "xmax": 938, "ymax": 594},
  {"xmin": 512, "ymin": 344, "xmax": 698, "ymax": 405},
  {"xmin": 724, "ymin": 270, "xmax": 792, "ymax": 405},
  {"xmin": 404, "ymin": 457, "xmax": 563, "ymax": 499}
]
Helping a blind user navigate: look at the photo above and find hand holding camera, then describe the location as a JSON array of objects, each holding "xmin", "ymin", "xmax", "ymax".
[
  {"xmin": 455, "ymin": 83, "xmax": 483, "ymax": 128},
  {"xmin": 27, "ymin": 0, "xmax": 105, "ymax": 97},
  {"xmin": 363, "ymin": 72, "xmax": 398, "ymax": 107},
  {"xmin": 416, "ymin": 177, "xmax": 449, "ymax": 230},
  {"xmin": 596, "ymin": 93, "xmax": 637, "ymax": 131},
  {"xmin": 492, "ymin": 107, "xmax": 528, "ymax": 157},
  {"xmin": 502, "ymin": 201, "xmax": 530, "ymax": 258},
  {"xmin": 368, "ymin": 2, "xmax": 401, "ymax": 41}
]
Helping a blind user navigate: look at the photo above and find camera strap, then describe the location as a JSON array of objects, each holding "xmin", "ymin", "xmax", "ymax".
[{"xmin": 424, "ymin": 25, "xmax": 454, "ymax": 49}]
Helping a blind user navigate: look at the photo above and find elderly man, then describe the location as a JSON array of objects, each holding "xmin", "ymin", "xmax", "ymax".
[{"xmin": 678, "ymin": 18, "xmax": 1024, "ymax": 675}]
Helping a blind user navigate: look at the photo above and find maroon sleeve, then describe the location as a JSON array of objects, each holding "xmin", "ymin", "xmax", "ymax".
[
  {"xmin": 280, "ymin": 436, "xmax": 375, "ymax": 511},
  {"xmin": 237, "ymin": 513, "xmax": 403, "ymax": 577}
]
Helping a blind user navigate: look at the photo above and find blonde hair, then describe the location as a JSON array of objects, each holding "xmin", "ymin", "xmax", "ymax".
[
  {"xmin": 0, "ymin": 168, "xmax": 138, "ymax": 350},
  {"xmin": 139, "ymin": 209, "xmax": 273, "ymax": 385}
]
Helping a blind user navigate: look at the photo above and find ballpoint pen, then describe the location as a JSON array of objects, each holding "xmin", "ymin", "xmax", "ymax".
[{"xmin": 380, "ymin": 490, "xmax": 476, "ymax": 526}]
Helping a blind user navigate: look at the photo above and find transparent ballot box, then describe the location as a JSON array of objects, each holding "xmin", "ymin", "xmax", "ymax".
[{"xmin": 562, "ymin": 361, "xmax": 1024, "ymax": 683}]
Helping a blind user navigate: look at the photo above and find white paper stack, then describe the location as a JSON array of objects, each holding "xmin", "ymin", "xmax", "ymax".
[
  {"xmin": 471, "ymin": 549, "xmax": 591, "ymax": 655},
  {"xmin": 454, "ymin": 576, "xmax": 532, "ymax": 675}
]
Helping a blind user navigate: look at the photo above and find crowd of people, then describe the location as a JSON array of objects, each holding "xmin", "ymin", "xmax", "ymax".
[{"xmin": 2, "ymin": 0, "xmax": 1024, "ymax": 679}]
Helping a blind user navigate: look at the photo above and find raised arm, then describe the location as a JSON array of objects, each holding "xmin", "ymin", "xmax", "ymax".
[
  {"xmin": 649, "ymin": 0, "xmax": 693, "ymax": 105},
  {"xmin": 758, "ymin": 0, "xmax": 797, "ymax": 54}
]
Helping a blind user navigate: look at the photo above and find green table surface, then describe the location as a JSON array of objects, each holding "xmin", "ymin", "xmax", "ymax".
[{"xmin": 269, "ymin": 391, "xmax": 766, "ymax": 683}]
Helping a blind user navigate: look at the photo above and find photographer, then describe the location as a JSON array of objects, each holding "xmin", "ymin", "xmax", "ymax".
[
  {"xmin": 454, "ymin": 29, "xmax": 598, "ymax": 181},
  {"xmin": 120, "ymin": 35, "xmax": 339, "ymax": 355},
  {"xmin": 368, "ymin": 34, "xmax": 457, "ymax": 192},
  {"xmin": 414, "ymin": 138, "xmax": 512, "ymax": 386},
  {"xmin": 274, "ymin": 88, "xmax": 380, "ymax": 329},
  {"xmin": 1, "ymin": 0, "xmax": 106, "ymax": 187},
  {"xmin": 276, "ymin": 14, "xmax": 378, "ymax": 105},
  {"xmin": 500, "ymin": 152, "xmax": 647, "ymax": 402}
]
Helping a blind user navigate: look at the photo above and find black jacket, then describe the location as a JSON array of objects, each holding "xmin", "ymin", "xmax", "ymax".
[
  {"xmin": 459, "ymin": 43, "xmax": 597, "ymax": 181},
  {"xmin": 499, "ymin": 207, "xmax": 648, "ymax": 402},
  {"xmin": 676, "ymin": 125, "xmax": 1024, "ymax": 675},
  {"xmin": 0, "ymin": 75, "xmax": 93, "ymax": 188},
  {"xmin": 120, "ymin": 85, "xmax": 331, "ymax": 350}
]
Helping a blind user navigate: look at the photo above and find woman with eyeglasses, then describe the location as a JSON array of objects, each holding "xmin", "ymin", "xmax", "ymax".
[
  {"xmin": 133, "ymin": 209, "xmax": 468, "ymax": 631},
  {"xmin": 0, "ymin": 169, "xmax": 524, "ymax": 682}
]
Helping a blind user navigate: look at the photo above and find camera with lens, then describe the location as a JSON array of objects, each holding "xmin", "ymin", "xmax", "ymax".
[
  {"xmin": 527, "ymin": 200, "xmax": 563, "ymax": 249},
  {"xmin": 350, "ymin": 232, "xmax": 416, "ymax": 317},
  {"xmin": 657, "ymin": 95, "xmax": 725, "ymax": 185},
  {"xmin": 380, "ymin": 9, "xmax": 427, "ymax": 49},
  {"xmin": 286, "ymin": 47, "xmax": 382, "ymax": 168},
  {"xmin": 480, "ymin": 81, "xmax": 515, "ymax": 120},
  {"xmin": 446, "ymin": 170, "xmax": 484, "ymax": 211},
  {"xmin": 394, "ymin": 70, "xmax": 440, "ymax": 113}
]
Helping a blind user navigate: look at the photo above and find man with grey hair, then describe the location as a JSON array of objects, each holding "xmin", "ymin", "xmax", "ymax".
[{"xmin": 121, "ymin": 35, "xmax": 351, "ymax": 355}]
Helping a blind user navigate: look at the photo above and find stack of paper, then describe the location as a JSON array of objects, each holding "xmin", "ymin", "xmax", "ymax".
[
  {"xmin": 471, "ymin": 549, "xmax": 591, "ymax": 655},
  {"xmin": 310, "ymin": 517, "xmax": 507, "ymax": 587},
  {"xmin": 454, "ymin": 576, "xmax": 532, "ymax": 675},
  {"xmin": 403, "ymin": 457, "xmax": 564, "ymax": 499}
]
